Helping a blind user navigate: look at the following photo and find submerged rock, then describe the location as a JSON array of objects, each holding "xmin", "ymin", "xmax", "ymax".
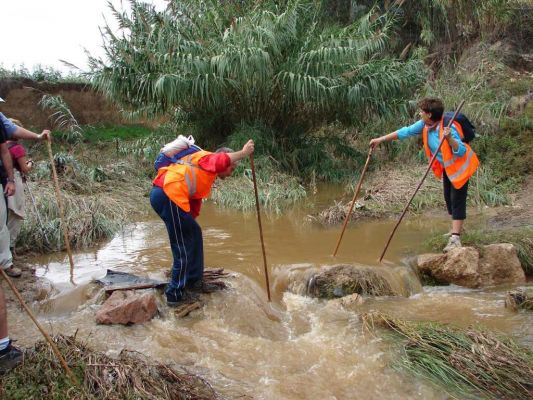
[
  {"xmin": 307, "ymin": 265, "xmax": 397, "ymax": 299},
  {"xmin": 415, "ymin": 243, "xmax": 526, "ymax": 288},
  {"xmin": 96, "ymin": 290, "xmax": 158, "ymax": 325}
]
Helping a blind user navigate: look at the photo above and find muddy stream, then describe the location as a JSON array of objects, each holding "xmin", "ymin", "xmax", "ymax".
[{"xmin": 8, "ymin": 187, "xmax": 533, "ymax": 399}]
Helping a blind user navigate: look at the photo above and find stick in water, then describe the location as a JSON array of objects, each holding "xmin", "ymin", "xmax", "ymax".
[
  {"xmin": 249, "ymin": 154, "xmax": 272, "ymax": 302},
  {"xmin": 379, "ymin": 100, "xmax": 465, "ymax": 262},
  {"xmin": 1, "ymin": 269, "xmax": 78, "ymax": 384},
  {"xmin": 333, "ymin": 146, "xmax": 374, "ymax": 256},
  {"xmin": 46, "ymin": 138, "xmax": 76, "ymax": 284}
]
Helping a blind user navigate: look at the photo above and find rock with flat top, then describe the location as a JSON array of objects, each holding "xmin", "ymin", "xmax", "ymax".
[
  {"xmin": 479, "ymin": 243, "xmax": 525, "ymax": 286},
  {"xmin": 414, "ymin": 243, "xmax": 526, "ymax": 288},
  {"xmin": 96, "ymin": 290, "xmax": 158, "ymax": 325}
]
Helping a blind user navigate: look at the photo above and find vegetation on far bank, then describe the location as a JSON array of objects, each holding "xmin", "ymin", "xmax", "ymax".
[
  {"xmin": 86, "ymin": 0, "xmax": 532, "ymax": 212},
  {"xmin": 1, "ymin": 0, "xmax": 531, "ymax": 253}
]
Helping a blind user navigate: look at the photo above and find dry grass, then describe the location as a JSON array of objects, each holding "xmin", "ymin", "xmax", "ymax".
[
  {"xmin": 315, "ymin": 163, "xmax": 442, "ymax": 225},
  {"xmin": 0, "ymin": 334, "xmax": 221, "ymax": 400},
  {"xmin": 362, "ymin": 312, "xmax": 533, "ymax": 400}
]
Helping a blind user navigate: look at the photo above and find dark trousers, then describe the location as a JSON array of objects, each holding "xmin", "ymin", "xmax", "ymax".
[
  {"xmin": 150, "ymin": 187, "xmax": 204, "ymax": 301},
  {"xmin": 443, "ymin": 171, "xmax": 469, "ymax": 220}
]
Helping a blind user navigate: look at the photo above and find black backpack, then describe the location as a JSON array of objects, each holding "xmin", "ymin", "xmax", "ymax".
[{"xmin": 443, "ymin": 111, "xmax": 476, "ymax": 143}]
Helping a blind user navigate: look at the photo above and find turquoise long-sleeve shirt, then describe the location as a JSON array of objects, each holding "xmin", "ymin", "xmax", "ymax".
[{"xmin": 396, "ymin": 120, "xmax": 466, "ymax": 165}]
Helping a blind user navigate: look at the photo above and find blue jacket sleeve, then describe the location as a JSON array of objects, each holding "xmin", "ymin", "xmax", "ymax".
[
  {"xmin": 450, "ymin": 125, "xmax": 466, "ymax": 157},
  {"xmin": 396, "ymin": 120, "xmax": 425, "ymax": 140},
  {"xmin": 0, "ymin": 113, "xmax": 17, "ymax": 139}
]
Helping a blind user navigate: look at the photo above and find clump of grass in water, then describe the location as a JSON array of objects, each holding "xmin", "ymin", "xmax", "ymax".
[
  {"xmin": 362, "ymin": 312, "xmax": 533, "ymax": 400},
  {"xmin": 308, "ymin": 265, "xmax": 397, "ymax": 298},
  {"xmin": 1, "ymin": 334, "xmax": 218, "ymax": 399},
  {"xmin": 505, "ymin": 289, "xmax": 533, "ymax": 312},
  {"xmin": 210, "ymin": 155, "xmax": 306, "ymax": 213},
  {"xmin": 18, "ymin": 184, "xmax": 128, "ymax": 252}
]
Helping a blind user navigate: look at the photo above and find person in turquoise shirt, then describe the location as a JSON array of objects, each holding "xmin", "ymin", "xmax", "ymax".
[{"xmin": 370, "ymin": 97, "xmax": 478, "ymax": 252}]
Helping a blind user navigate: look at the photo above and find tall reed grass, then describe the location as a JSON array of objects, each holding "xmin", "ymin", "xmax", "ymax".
[{"xmin": 363, "ymin": 312, "xmax": 533, "ymax": 400}]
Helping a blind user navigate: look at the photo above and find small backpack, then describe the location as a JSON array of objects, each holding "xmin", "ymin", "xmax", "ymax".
[{"xmin": 443, "ymin": 111, "xmax": 476, "ymax": 143}]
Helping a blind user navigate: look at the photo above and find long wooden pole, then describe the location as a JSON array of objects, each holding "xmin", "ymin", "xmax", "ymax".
[
  {"xmin": 46, "ymin": 138, "xmax": 75, "ymax": 285},
  {"xmin": 333, "ymin": 146, "xmax": 374, "ymax": 256},
  {"xmin": 1, "ymin": 269, "xmax": 77, "ymax": 384},
  {"xmin": 249, "ymin": 154, "xmax": 271, "ymax": 302},
  {"xmin": 379, "ymin": 100, "xmax": 465, "ymax": 262}
]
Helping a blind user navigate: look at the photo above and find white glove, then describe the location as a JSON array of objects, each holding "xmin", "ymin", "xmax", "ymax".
[{"xmin": 162, "ymin": 135, "xmax": 195, "ymax": 154}]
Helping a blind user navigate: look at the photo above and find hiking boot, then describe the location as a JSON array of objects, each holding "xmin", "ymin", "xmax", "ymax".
[
  {"xmin": 4, "ymin": 266, "xmax": 22, "ymax": 278},
  {"xmin": 187, "ymin": 279, "xmax": 223, "ymax": 293},
  {"xmin": 0, "ymin": 341, "xmax": 23, "ymax": 374},
  {"xmin": 443, "ymin": 235, "xmax": 462, "ymax": 253},
  {"xmin": 166, "ymin": 291, "xmax": 200, "ymax": 307}
]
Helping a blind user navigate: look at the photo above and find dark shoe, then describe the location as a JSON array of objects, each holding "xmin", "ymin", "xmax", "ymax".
[
  {"xmin": 4, "ymin": 266, "xmax": 22, "ymax": 278},
  {"xmin": 187, "ymin": 279, "xmax": 223, "ymax": 293},
  {"xmin": 166, "ymin": 291, "xmax": 200, "ymax": 307},
  {"xmin": 0, "ymin": 341, "xmax": 23, "ymax": 374}
]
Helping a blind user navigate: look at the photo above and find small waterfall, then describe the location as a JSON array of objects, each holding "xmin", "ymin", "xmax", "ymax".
[{"xmin": 277, "ymin": 263, "xmax": 422, "ymax": 298}]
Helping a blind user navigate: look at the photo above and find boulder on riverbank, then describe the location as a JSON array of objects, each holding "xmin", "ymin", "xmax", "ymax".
[
  {"xmin": 95, "ymin": 290, "xmax": 158, "ymax": 325},
  {"xmin": 415, "ymin": 243, "xmax": 526, "ymax": 288}
]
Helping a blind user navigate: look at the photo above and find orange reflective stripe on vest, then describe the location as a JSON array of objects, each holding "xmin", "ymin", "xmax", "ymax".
[
  {"xmin": 422, "ymin": 120, "xmax": 479, "ymax": 190},
  {"xmin": 153, "ymin": 150, "xmax": 217, "ymax": 212}
]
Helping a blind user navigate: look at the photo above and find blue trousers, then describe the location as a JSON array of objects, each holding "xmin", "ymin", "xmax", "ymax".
[{"xmin": 150, "ymin": 187, "xmax": 204, "ymax": 301}]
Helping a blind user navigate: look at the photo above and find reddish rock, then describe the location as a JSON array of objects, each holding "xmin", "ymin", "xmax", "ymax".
[{"xmin": 96, "ymin": 290, "xmax": 158, "ymax": 325}]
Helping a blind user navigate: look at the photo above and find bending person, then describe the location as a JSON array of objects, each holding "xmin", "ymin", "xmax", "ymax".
[
  {"xmin": 369, "ymin": 97, "xmax": 479, "ymax": 252},
  {"xmin": 150, "ymin": 139, "xmax": 255, "ymax": 306}
]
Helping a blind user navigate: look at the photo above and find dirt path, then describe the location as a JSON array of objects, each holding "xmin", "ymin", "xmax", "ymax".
[{"xmin": 487, "ymin": 174, "xmax": 533, "ymax": 229}]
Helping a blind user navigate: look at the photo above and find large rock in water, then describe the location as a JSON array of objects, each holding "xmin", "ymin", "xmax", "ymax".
[
  {"xmin": 96, "ymin": 290, "xmax": 158, "ymax": 325},
  {"xmin": 415, "ymin": 244, "xmax": 526, "ymax": 288}
]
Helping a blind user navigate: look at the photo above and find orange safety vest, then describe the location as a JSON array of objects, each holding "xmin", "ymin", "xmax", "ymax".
[
  {"xmin": 422, "ymin": 120, "xmax": 479, "ymax": 189},
  {"xmin": 153, "ymin": 150, "xmax": 217, "ymax": 212}
]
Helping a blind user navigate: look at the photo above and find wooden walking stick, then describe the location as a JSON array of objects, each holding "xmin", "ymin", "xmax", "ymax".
[
  {"xmin": 249, "ymin": 153, "xmax": 271, "ymax": 302},
  {"xmin": 1, "ymin": 269, "xmax": 77, "ymax": 384},
  {"xmin": 379, "ymin": 100, "xmax": 465, "ymax": 262},
  {"xmin": 333, "ymin": 146, "xmax": 374, "ymax": 256},
  {"xmin": 46, "ymin": 137, "xmax": 75, "ymax": 285}
]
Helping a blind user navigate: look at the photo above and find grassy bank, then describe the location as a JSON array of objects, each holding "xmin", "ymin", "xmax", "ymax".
[{"xmin": 363, "ymin": 312, "xmax": 533, "ymax": 400}]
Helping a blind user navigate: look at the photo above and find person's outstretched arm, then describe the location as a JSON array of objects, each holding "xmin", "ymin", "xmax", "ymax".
[
  {"xmin": 12, "ymin": 127, "xmax": 51, "ymax": 141},
  {"xmin": 227, "ymin": 139, "xmax": 255, "ymax": 163}
]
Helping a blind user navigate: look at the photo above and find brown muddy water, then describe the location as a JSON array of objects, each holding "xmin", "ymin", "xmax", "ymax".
[{"xmin": 9, "ymin": 187, "xmax": 533, "ymax": 399}]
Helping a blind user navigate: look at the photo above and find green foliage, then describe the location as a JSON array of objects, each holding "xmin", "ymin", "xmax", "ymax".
[
  {"xmin": 39, "ymin": 94, "xmax": 84, "ymax": 142},
  {"xmin": 90, "ymin": 0, "xmax": 425, "ymax": 149},
  {"xmin": 82, "ymin": 124, "xmax": 154, "ymax": 142},
  {"xmin": 210, "ymin": 154, "xmax": 306, "ymax": 213},
  {"xmin": 0, "ymin": 64, "xmax": 86, "ymax": 83},
  {"xmin": 384, "ymin": 0, "xmax": 520, "ymax": 46}
]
